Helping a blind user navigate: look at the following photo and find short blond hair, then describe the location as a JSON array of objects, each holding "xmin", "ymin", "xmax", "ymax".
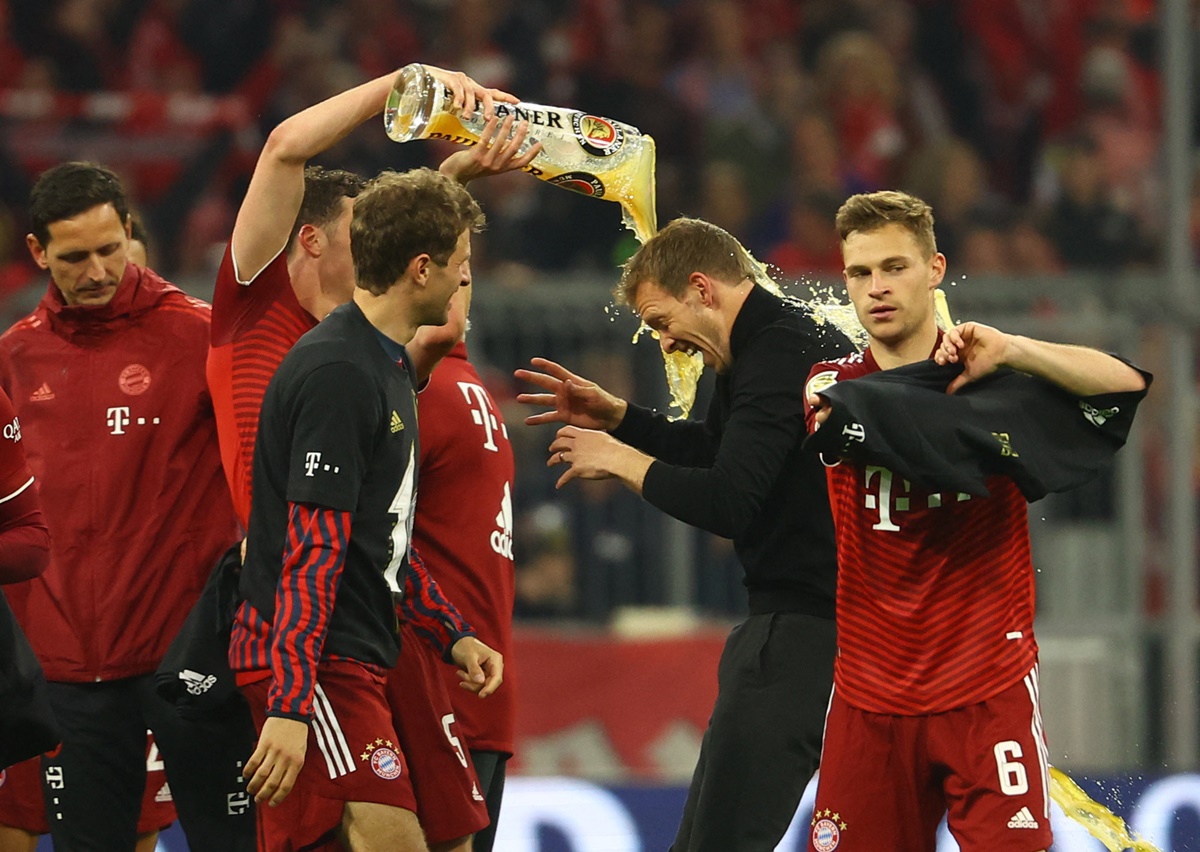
[
  {"xmin": 835, "ymin": 191, "xmax": 937, "ymax": 258},
  {"xmin": 617, "ymin": 217, "xmax": 755, "ymax": 307}
]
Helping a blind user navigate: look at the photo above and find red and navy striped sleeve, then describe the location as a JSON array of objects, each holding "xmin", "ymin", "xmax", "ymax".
[
  {"xmin": 400, "ymin": 545, "xmax": 474, "ymax": 662},
  {"xmin": 266, "ymin": 502, "xmax": 353, "ymax": 720}
]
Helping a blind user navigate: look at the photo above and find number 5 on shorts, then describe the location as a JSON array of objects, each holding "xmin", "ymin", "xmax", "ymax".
[
  {"xmin": 993, "ymin": 740, "xmax": 1029, "ymax": 795},
  {"xmin": 442, "ymin": 713, "xmax": 469, "ymax": 768}
]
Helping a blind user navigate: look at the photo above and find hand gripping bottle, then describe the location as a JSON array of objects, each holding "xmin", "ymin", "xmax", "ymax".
[{"xmin": 384, "ymin": 63, "xmax": 657, "ymax": 242}]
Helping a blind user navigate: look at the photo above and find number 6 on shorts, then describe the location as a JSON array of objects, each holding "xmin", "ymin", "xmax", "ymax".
[{"xmin": 993, "ymin": 740, "xmax": 1029, "ymax": 795}]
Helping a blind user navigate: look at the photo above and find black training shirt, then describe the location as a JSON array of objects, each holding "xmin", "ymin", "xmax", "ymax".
[
  {"xmin": 240, "ymin": 300, "xmax": 419, "ymax": 669},
  {"xmin": 612, "ymin": 284, "xmax": 853, "ymax": 616}
]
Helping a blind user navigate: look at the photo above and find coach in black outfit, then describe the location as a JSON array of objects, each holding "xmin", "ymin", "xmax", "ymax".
[{"xmin": 516, "ymin": 216, "xmax": 853, "ymax": 852}]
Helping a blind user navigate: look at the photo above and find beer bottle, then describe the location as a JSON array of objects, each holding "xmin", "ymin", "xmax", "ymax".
[{"xmin": 384, "ymin": 63, "xmax": 658, "ymax": 242}]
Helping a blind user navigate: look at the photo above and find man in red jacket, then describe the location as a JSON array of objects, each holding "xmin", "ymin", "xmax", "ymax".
[{"xmin": 0, "ymin": 162, "xmax": 249, "ymax": 851}]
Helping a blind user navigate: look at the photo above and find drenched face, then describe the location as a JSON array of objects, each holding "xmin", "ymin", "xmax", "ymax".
[
  {"xmin": 841, "ymin": 222, "xmax": 945, "ymax": 349},
  {"xmin": 423, "ymin": 228, "xmax": 472, "ymax": 326},
  {"xmin": 634, "ymin": 279, "xmax": 730, "ymax": 373},
  {"xmin": 27, "ymin": 203, "xmax": 130, "ymax": 307}
]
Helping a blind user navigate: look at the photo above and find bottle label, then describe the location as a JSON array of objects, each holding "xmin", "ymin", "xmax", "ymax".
[
  {"xmin": 549, "ymin": 173, "xmax": 606, "ymax": 197},
  {"xmin": 572, "ymin": 114, "xmax": 625, "ymax": 157}
]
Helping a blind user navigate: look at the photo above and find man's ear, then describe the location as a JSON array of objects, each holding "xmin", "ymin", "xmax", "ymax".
[
  {"xmin": 407, "ymin": 253, "xmax": 431, "ymax": 286},
  {"xmin": 296, "ymin": 224, "xmax": 323, "ymax": 258},
  {"xmin": 690, "ymin": 272, "xmax": 716, "ymax": 307},
  {"xmin": 25, "ymin": 234, "xmax": 48, "ymax": 270},
  {"xmin": 928, "ymin": 251, "xmax": 947, "ymax": 289}
]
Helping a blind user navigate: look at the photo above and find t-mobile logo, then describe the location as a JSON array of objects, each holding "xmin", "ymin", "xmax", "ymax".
[
  {"xmin": 304, "ymin": 451, "xmax": 340, "ymax": 477},
  {"xmin": 106, "ymin": 406, "xmax": 131, "ymax": 435},
  {"xmin": 458, "ymin": 381, "xmax": 506, "ymax": 452}
]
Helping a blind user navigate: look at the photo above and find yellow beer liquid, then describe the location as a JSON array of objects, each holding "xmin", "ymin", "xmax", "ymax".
[{"xmin": 1049, "ymin": 766, "xmax": 1161, "ymax": 851}]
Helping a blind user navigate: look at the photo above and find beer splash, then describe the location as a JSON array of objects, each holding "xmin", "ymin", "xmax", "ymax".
[{"xmin": 1049, "ymin": 767, "xmax": 1160, "ymax": 852}]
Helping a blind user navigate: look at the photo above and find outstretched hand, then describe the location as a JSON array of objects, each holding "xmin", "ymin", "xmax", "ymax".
[
  {"xmin": 515, "ymin": 358, "xmax": 627, "ymax": 431},
  {"xmin": 423, "ymin": 65, "xmax": 518, "ymax": 121},
  {"xmin": 934, "ymin": 321, "xmax": 1014, "ymax": 394},
  {"xmin": 439, "ymin": 113, "xmax": 543, "ymax": 185}
]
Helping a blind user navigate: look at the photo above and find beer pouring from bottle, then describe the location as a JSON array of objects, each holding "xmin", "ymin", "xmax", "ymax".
[{"xmin": 385, "ymin": 63, "xmax": 658, "ymax": 242}]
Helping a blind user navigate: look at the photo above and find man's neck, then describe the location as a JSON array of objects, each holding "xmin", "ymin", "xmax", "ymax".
[
  {"xmin": 288, "ymin": 255, "xmax": 340, "ymax": 322},
  {"xmin": 870, "ymin": 321, "xmax": 939, "ymax": 371},
  {"xmin": 353, "ymin": 287, "xmax": 419, "ymax": 346}
]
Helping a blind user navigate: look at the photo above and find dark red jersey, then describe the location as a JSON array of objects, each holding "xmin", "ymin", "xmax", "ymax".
[
  {"xmin": 0, "ymin": 386, "xmax": 49, "ymax": 584},
  {"xmin": 207, "ymin": 245, "xmax": 315, "ymax": 530},
  {"xmin": 804, "ymin": 349, "xmax": 1037, "ymax": 715},
  {"xmin": 415, "ymin": 343, "xmax": 516, "ymax": 754},
  {"xmin": 0, "ymin": 265, "xmax": 239, "ymax": 681}
]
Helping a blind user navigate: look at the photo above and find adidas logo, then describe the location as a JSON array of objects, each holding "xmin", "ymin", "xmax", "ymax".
[
  {"xmin": 154, "ymin": 782, "xmax": 173, "ymax": 803},
  {"xmin": 29, "ymin": 383, "xmax": 54, "ymax": 402},
  {"xmin": 1007, "ymin": 806, "xmax": 1039, "ymax": 829},
  {"xmin": 390, "ymin": 410, "xmax": 404, "ymax": 433},
  {"xmin": 179, "ymin": 669, "xmax": 217, "ymax": 696}
]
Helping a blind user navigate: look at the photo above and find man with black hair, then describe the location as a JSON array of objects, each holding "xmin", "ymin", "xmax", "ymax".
[{"xmin": 0, "ymin": 161, "xmax": 247, "ymax": 850}]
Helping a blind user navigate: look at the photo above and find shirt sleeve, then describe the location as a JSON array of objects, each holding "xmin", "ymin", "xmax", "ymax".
[
  {"xmin": 610, "ymin": 403, "xmax": 720, "ymax": 467},
  {"xmin": 210, "ymin": 242, "xmax": 291, "ymax": 347},
  {"xmin": 0, "ymin": 389, "xmax": 49, "ymax": 583},
  {"xmin": 399, "ymin": 546, "xmax": 475, "ymax": 662},
  {"xmin": 638, "ymin": 327, "xmax": 825, "ymax": 538},
  {"xmin": 285, "ymin": 362, "xmax": 381, "ymax": 512},
  {"xmin": 266, "ymin": 501, "xmax": 352, "ymax": 721}
]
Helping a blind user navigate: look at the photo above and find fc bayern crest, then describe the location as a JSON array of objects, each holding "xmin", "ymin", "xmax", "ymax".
[
  {"xmin": 811, "ymin": 817, "xmax": 842, "ymax": 851},
  {"xmin": 370, "ymin": 747, "xmax": 402, "ymax": 780},
  {"xmin": 119, "ymin": 363, "xmax": 152, "ymax": 395},
  {"xmin": 572, "ymin": 114, "xmax": 625, "ymax": 157}
]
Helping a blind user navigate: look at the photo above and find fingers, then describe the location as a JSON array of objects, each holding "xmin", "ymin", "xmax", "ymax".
[
  {"xmin": 946, "ymin": 374, "xmax": 967, "ymax": 395},
  {"xmin": 513, "ymin": 369, "xmax": 559, "ymax": 393},
  {"xmin": 529, "ymin": 357, "xmax": 582, "ymax": 384},
  {"xmin": 478, "ymin": 656, "xmax": 503, "ymax": 698}
]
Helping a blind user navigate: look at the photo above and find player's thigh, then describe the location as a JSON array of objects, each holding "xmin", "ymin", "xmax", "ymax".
[
  {"xmin": 43, "ymin": 680, "xmax": 147, "ymax": 845},
  {"xmin": 937, "ymin": 671, "xmax": 1052, "ymax": 852},
  {"xmin": 807, "ymin": 692, "xmax": 943, "ymax": 852},
  {"xmin": 340, "ymin": 800, "xmax": 427, "ymax": 852},
  {"xmin": 0, "ymin": 823, "xmax": 37, "ymax": 852},
  {"xmin": 388, "ymin": 629, "xmax": 487, "ymax": 845},
  {"xmin": 0, "ymin": 757, "xmax": 48, "ymax": 837}
]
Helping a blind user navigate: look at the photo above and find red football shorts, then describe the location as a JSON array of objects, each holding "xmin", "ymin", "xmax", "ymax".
[
  {"xmin": 387, "ymin": 623, "xmax": 488, "ymax": 844},
  {"xmin": 809, "ymin": 667, "xmax": 1052, "ymax": 852},
  {"xmin": 0, "ymin": 733, "xmax": 175, "ymax": 834},
  {"xmin": 241, "ymin": 660, "xmax": 417, "ymax": 852}
]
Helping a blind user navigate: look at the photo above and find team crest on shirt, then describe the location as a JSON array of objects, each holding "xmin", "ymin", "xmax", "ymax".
[
  {"xmin": 811, "ymin": 810, "xmax": 847, "ymax": 851},
  {"xmin": 361, "ymin": 739, "xmax": 403, "ymax": 780},
  {"xmin": 119, "ymin": 363, "xmax": 152, "ymax": 395}
]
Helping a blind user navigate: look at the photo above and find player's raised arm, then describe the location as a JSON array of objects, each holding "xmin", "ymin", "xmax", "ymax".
[
  {"xmin": 233, "ymin": 66, "xmax": 516, "ymax": 281},
  {"xmin": 936, "ymin": 321, "xmax": 1148, "ymax": 396}
]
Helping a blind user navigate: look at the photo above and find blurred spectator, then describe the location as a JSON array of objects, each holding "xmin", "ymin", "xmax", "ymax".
[
  {"xmin": 514, "ymin": 503, "xmax": 578, "ymax": 620},
  {"xmin": 1040, "ymin": 133, "xmax": 1143, "ymax": 269},
  {"xmin": 815, "ymin": 29, "xmax": 906, "ymax": 189},
  {"xmin": 765, "ymin": 189, "xmax": 843, "ymax": 278}
]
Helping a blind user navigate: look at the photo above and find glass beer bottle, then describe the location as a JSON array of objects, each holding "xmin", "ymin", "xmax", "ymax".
[{"xmin": 384, "ymin": 63, "xmax": 658, "ymax": 242}]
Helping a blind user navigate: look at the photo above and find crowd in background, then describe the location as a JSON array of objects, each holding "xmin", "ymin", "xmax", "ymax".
[{"xmin": 0, "ymin": 0, "xmax": 1182, "ymax": 621}]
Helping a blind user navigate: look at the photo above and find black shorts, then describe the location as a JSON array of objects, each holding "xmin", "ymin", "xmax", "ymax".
[{"xmin": 42, "ymin": 674, "xmax": 255, "ymax": 851}]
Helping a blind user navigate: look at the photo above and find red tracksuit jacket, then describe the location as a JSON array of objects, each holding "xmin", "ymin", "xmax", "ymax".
[{"xmin": 0, "ymin": 264, "xmax": 239, "ymax": 682}]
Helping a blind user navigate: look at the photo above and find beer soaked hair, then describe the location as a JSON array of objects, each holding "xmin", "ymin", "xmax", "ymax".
[
  {"xmin": 29, "ymin": 162, "xmax": 130, "ymax": 247},
  {"xmin": 287, "ymin": 166, "xmax": 369, "ymax": 252},
  {"xmin": 351, "ymin": 168, "xmax": 485, "ymax": 296},
  {"xmin": 835, "ymin": 190, "xmax": 937, "ymax": 258},
  {"xmin": 617, "ymin": 217, "xmax": 756, "ymax": 307}
]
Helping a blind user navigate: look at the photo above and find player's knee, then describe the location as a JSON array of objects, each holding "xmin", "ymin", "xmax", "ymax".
[{"xmin": 341, "ymin": 801, "xmax": 428, "ymax": 852}]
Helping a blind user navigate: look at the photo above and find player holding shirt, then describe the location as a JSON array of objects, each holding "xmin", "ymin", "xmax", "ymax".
[
  {"xmin": 408, "ymin": 283, "xmax": 516, "ymax": 851},
  {"xmin": 231, "ymin": 168, "xmax": 501, "ymax": 851},
  {"xmin": 207, "ymin": 63, "xmax": 534, "ymax": 850},
  {"xmin": 803, "ymin": 190, "xmax": 1149, "ymax": 852}
]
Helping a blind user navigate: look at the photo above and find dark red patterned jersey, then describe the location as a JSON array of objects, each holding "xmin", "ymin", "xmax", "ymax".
[
  {"xmin": 805, "ymin": 349, "xmax": 1038, "ymax": 715},
  {"xmin": 207, "ymin": 245, "xmax": 316, "ymax": 530}
]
